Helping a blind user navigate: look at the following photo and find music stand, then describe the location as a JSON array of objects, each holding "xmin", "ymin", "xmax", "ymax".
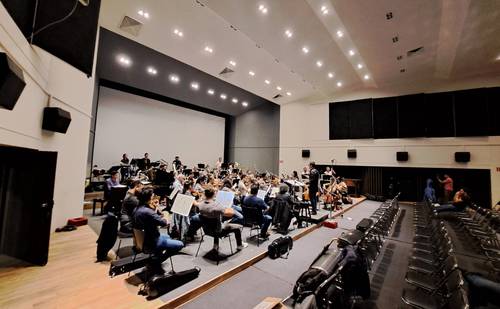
[
  {"xmin": 221, "ymin": 163, "xmax": 229, "ymax": 170},
  {"xmin": 219, "ymin": 170, "xmax": 228, "ymax": 178},
  {"xmin": 151, "ymin": 161, "xmax": 161, "ymax": 168},
  {"xmin": 193, "ymin": 171, "xmax": 200, "ymax": 178},
  {"xmin": 108, "ymin": 166, "xmax": 122, "ymax": 173},
  {"xmin": 232, "ymin": 168, "xmax": 240, "ymax": 174},
  {"xmin": 197, "ymin": 163, "xmax": 205, "ymax": 169},
  {"xmin": 183, "ymin": 169, "xmax": 192, "ymax": 175},
  {"xmin": 170, "ymin": 194, "xmax": 195, "ymax": 216},
  {"xmin": 109, "ymin": 185, "xmax": 128, "ymax": 212}
]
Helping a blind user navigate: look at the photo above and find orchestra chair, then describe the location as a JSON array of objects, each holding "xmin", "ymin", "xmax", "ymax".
[
  {"xmin": 195, "ymin": 215, "xmax": 234, "ymax": 265},
  {"xmin": 130, "ymin": 229, "xmax": 175, "ymax": 278},
  {"xmin": 241, "ymin": 206, "xmax": 266, "ymax": 246},
  {"xmin": 296, "ymin": 202, "xmax": 312, "ymax": 227},
  {"xmin": 92, "ymin": 198, "xmax": 105, "ymax": 216}
]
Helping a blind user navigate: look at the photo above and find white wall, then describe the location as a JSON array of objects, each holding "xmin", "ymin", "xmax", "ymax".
[
  {"xmin": 93, "ymin": 87, "xmax": 225, "ymax": 169},
  {"xmin": 280, "ymin": 79, "xmax": 500, "ymax": 206},
  {"xmin": 0, "ymin": 4, "xmax": 94, "ymax": 231}
]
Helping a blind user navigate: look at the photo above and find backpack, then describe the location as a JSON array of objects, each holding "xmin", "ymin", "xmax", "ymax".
[{"xmin": 96, "ymin": 213, "xmax": 118, "ymax": 261}]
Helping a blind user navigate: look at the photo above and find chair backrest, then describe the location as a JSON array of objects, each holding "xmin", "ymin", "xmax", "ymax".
[
  {"xmin": 446, "ymin": 288, "xmax": 469, "ymax": 309},
  {"xmin": 444, "ymin": 269, "xmax": 465, "ymax": 295},
  {"xmin": 200, "ymin": 215, "xmax": 222, "ymax": 237},
  {"xmin": 442, "ymin": 255, "xmax": 459, "ymax": 276},
  {"xmin": 133, "ymin": 228, "xmax": 145, "ymax": 252},
  {"xmin": 241, "ymin": 205, "xmax": 264, "ymax": 226}
]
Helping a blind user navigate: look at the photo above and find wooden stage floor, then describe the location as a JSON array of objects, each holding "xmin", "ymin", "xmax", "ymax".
[{"xmin": 0, "ymin": 197, "xmax": 366, "ymax": 309}]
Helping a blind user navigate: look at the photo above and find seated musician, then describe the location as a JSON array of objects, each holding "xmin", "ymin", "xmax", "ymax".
[
  {"xmin": 173, "ymin": 155, "xmax": 182, "ymax": 171},
  {"xmin": 171, "ymin": 181, "xmax": 199, "ymax": 240},
  {"xmin": 435, "ymin": 188, "xmax": 471, "ymax": 213},
  {"xmin": 106, "ymin": 171, "xmax": 120, "ymax": 191},
  {"xmin": 119, "ymin": 180, "xmax": 143, "ymax": 233},
  {"xmin": 301, "ymin": 166, "xmax": 309, "ymax": 179},
  {"xmin": 120, "ymin": 153, "xmax": 130, "ymax": 165},
  {"xmin": 269, "ymin": 184, "xmax": 299, "ymax": 233},
  {"xmin": 215, "ymin": 157, "xmax": 223, "ymax": 170},
  {"xmin": 238, "ymin": 174, "xmax": 249, "ymax": 196},
  {"xmin": 324, "ymin": 166, "xmax": 333, "ymax": 176},
  {"xmin": 197, "ymin": 187, "xmax": 248, "ymax": 251},
  {"xmin": 194, "ymin": 176, "xmax": 206, "ymax": 194},
  {"xmin": 242, "ymin": 185, "xmax": 272, "ymax": 238},
  {"xmin": 337, "ymin": 177, "xmax": 348, "ymax": 197},
  {"xmin": 133, "ymin": 188, "xmax": 184, "ymax": 273}
]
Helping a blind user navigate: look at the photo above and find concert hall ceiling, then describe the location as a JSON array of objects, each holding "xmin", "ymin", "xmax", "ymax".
[{"xmin": 99, "ymin": 0, "xmax": 500, "ymax": 105}]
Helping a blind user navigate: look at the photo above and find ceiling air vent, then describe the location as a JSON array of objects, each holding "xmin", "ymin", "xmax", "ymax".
[
  {"xmin": 219, "ymin": 67, "xmax": 235, "ymax": 78},
  {"xmin": 273, "ymin": 94, "xmax": 283, "ymax": 99},
  {"xmin": 407, "ymin": 46, "xmax": 424, "ymax": 57},
  {"xmin": 119, "ymin": 16, "xmax": 143, "ymax": 36}
]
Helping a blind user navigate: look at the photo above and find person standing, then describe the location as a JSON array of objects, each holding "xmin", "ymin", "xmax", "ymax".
[
  {"xmin": 437, "ymin": 174, "xmax": 453, "ymax": 203},
  {"xmin": 308, "ymin": 162, "xmax": 320, "ymax": 215}
]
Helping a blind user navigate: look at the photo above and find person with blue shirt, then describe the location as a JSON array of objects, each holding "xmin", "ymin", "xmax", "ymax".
[{"xmin": 242, "ymin": 185, "xmax": 272, "ymax": 238}]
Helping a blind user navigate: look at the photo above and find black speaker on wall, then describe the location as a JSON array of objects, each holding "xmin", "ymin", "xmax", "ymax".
[
  {"xmin": 347, "ymin": 149, "xmax": 357, "ymax": 159},
  {"xmin": 302, "ymin": 149, "xmax": 310, "ymax": 158},
  {"xmin": 396, "ymin": 151, "xmax": 409, "ymax": 161},
  {"xmin": 42, "ymin": 107, "xmax": 72, "ymax": 133},
  {"xmin": 0, "ymin": 52, "xmax": 26, "ymax": 110},
  {"xmin": 455, "ymin": 152, "xmax": 470, "ymax": 163}
]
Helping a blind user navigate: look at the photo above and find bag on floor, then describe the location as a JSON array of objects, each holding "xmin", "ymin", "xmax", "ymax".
[
  {"xmin": 96, "ymin": 213, "xmax": 118, "ymax": 262},
  {"xmin": 356, "ymin": 218, "xmax": 374, "ymax": 232},
  {"xmin": 342, "ymin": 196, "xmax": 352, "ymax": 204},
  {"xmin": 268, "ymin": 236, "xmax": 293, "ymax": 259},
  {"xmin": 144, "ymin": 267, "xmax": 201, "ymax": 298}
]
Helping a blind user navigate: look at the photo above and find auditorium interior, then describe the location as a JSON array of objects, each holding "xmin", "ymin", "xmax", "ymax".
[{"xmin": 1, "ymin": 1, "xmax": 500, "ymax": 308}]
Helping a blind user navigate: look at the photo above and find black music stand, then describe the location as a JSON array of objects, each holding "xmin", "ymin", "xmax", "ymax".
[
  {"xmin": 107, "ymin": 186, "xmax": 128, "ymax": 213},
  {"xmin": 183, "ymin": 169, "xmax": 192, "ymax": 176},
  {"xmin": 221, "ymin": 163, "xmax": 229, "ymax": 170},
  {"xmin": 197, "ymin": 163, "xmax": 205, "ymax": 169}
]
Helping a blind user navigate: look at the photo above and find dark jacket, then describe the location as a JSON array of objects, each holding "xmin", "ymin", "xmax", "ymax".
[
  {"xmin": 133, "ymin": 206, "xmax": 168, "ymax": 250},
  {"xmin": 269, "ymin": 193, "xmax": 295, "ymax": 233},
  {"xmin": 243, "ymin": 195, "xmax": 269, "ymax": 211},
  {"xmin": 309, "ymin": 168, "xmax": 320, "ymax": 192}
]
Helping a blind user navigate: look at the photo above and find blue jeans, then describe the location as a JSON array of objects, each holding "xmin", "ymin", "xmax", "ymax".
[
  {"xmin": 261, "ymin": 214, "xmax": 272, "ymax": 235},
  {"xmin": 465, "ymin": 273, "xmax": 500, "ymax": 307},
  {"xmin": 230, "ymin": 205, "xmax": 244, "ymax": 225},
  {"xmin": 156, "ymin": 234, "xmax": 184, "ymax": 254}
]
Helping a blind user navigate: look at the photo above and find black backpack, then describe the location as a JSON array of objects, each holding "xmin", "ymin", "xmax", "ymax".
[
  {"xmin": 268, "ymin": 236, "xmax": 293, "ymax": 259},
  {"xmin": 96, "ymin": 213, "xmax": 118, "ymax": 261}
]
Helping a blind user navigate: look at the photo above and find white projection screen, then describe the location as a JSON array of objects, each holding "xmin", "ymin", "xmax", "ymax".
[{"xmin": 93, "ymin": 87, "xmax": 225, "ymax": 169}]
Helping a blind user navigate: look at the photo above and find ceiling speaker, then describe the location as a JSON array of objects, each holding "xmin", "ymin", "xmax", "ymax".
[
  {"xmin": 397, "ymin": 151, "xmax": 409, "ymax": 162},
  {"xmin": 0, "ymin": 52, "xmax": 26, "ymax": 110},
  {"xmin": 302, "ymin": 149, "xmax": 310, "ymax": 158},
  {"xmin": 455, "ymin": 152, "xmax": 470, "ymax": 163},
  {"xmin": 347, "ymin": 149, "xmax": 357, "ymax": 159},
  {"xmin": 42, "ymin": 107, "xmax": 71, "ymax": 134}
]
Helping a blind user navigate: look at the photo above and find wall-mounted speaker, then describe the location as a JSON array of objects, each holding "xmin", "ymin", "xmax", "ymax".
[
  {"xmin": 302, "ymin": 149, "xmax": 310, "ymax": 158},
  {"xmin": 455, "ymin": 152, "xmax": 470, "ymax": 163},
  {"xmin": 347, "ymin": 149, "xmax": 357, "ymax": 159},
  {"xmin": 397, "ymin": 151, "xmax": 409, "ymax": 161},
  {"xmin": 42, "ymin": 107, "xmax": 72, "ymax": 134},
  {"xmin": 0, "ymin": 52, "xmax": 26, "ymax": 110}
]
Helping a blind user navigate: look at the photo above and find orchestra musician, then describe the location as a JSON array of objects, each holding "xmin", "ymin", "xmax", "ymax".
[{"xmin": 173, "ymin": 155, "xmax": 183, "ymax": 171}]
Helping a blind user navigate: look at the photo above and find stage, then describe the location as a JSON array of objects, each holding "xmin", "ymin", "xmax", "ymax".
[{"xmin": 0, "ymin": 197, "xmax": 366, "ymax": 309}]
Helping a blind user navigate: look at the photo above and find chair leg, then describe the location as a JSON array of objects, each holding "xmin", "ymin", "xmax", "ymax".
[
  {"xmin": 195, "ymin": 235, "xmax": 204, "ymax": 257},
  {"xmin": 257, "ymin": 227, "xmax": 260, "ymax": 247},
  {"xmin": 92, "ymin": 199, "xmax": 96, "ymax": 216},
  {"xmin": 116, "ymin": 239, "xmax": 122, "ymax": 257},
  {"xmin": 228, "ymin": 234, "xmax": 233, "ymax": 254},
  {"xmin": 128, "ymin": 253, "xmax": 137, "ymax": 277},
  {"xmin": 169, "ymin": 256, "xmax": 175, "ymax": 273}
]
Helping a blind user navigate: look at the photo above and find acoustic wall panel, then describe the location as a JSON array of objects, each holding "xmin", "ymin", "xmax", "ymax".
[
  {"xmin": 349, "ymin": 99, "xmax": 373, "ymax": 139},
  {"xmin": 424, "ymin": 92, "xmax": 455, "ymax": 137},
  {"xmin": 373, "ymin": 97, "xmax": 398, "ymax": 139},
  {"xmin": 398, "ymin": 94, "xmax": 426, "ymax": 137},
  {"xmin": 329, "ymin": 101, "xmax": 350, "ymax": 139},
  {"xmin": 454, "ymin": 89, "xmax": 489, "ymax": 137}
]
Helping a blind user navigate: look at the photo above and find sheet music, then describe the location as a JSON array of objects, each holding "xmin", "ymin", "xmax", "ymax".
[
  {"xmin": 270, "ymin": 187, "xmax": 279, "ymax": 198},
  {"xmin": 215, "ymin": 190, "xmax": 235, "ymax": 208},
  {"xmin": 170, "ymin": 194, "xmax": 195, "ymax": 216},
  {"xmin": 169, "ymin": 187, "xmax": 179, "ymax": 200},
  {"xmin": 257, "ymin": 189, "xmax": 267, "ymax": 200}
]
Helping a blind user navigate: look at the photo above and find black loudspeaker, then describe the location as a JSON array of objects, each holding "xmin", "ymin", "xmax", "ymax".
[
  {"xmin": 397, "ymin": 151, "xmax": 409, "ymax": 161},
  {"xmin": 42, "ymin": 107, "xmax": 72, "ymax": 133},
  {"xmin": 347, "ymin": 149, "xmax": 357, "ymax": 159},
  {"xmin": 0, "ymin": 52, "xmax": 26, "ymax": 110},
  {"xmin": 302, "ymin": 149, "xmax": 310, "ymax": 158},
  {"xmin": 455, "ymin": 152, "xmax": 470, "ymax": 163}
]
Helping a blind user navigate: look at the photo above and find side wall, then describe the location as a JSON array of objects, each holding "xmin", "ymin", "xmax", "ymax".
[
  {"xmin": 0, "ymin": 4, "xmax": 94, "ymax": 231},
  {"xmin": 229, "ymin": 103, "xmax": 280, "ymax": 174},
  {"xmin": 280, "ymin": 79, "xmax": 500, "ymax": 206}
]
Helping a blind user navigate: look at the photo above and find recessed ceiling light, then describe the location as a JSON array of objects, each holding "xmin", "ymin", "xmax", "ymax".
[
  {"xmin": 190, "ymin": 82, "xmax": 199, "ymax": 90},
  {"xmin": 363, "ymin": 74, "xmax": 370, "ymax": 80},
  {"xmin": 207, "ymin": 89, "xmax": 215, "ymax": 95},
  {"xmin": 357, "ymin": 63, "xmax": 363, "ymax": 69},
  {"xmin": 328, "ymin": 72, "xmax": 334, "ymax": 78},
  {"xmin": 285, "ymin": 29, "xmax": 293, "ymax": 38},
  {"xmin": 258, "ymin": 4, "xmax": 268, "ymax": 14},
  {"xmin": 320, "ymin": 5, "xmax": 329, "ymax": 15},
  {"xmin": 495, "ymin": 54, "xmax": 500, "ymax": 61},
  {"xmin": 242, "ymin": 101, "xmax": 248, "ymax": 107},
  {"xmin": 173, "ymin": 29, "xmax": 183, "ymax": 37},
  {"xmin": 146, "ymin": 66, "xmax": 157, "ymax": 75},
  {"xmin": 204, "ymin": 46, "xmax": 213, "ymax": 53},
  {"xmin": 220, "ymin": 93, "xmax": 227, "ymax": 100},
  {"xmin": 276, "ymin": 86, "xmax": 282, "ymax": 91},
  {"xmin": 286, "ymin": 92, "xmax": 292, "ymax": 96},
  {"xmin": 316, "ymin": 60, "xmax": 323, "ymax": 67},
  {"xmin": 336, "ymin": 81, "xmax": 342, "ymax": 87},
  {"xmin": 264, "ymin": 79, "xmax": 271, "ymax": 84},
  {"xmin": 117, "ymin": 55, "xmax": 132, "ymax": 66},
  {"xmin": 249, "ymin": 71, "xmax": 255, "ymax": 76},
  {"xmin": 169, "ymin": 74, "xmax": 180, "ymax": 83},
  {"xmin": 138, "ymin": 10, "xmax": 150, "ymax": 19},
  {"xmin": 229, "ymin": 60, "xmax": 236, "ymax": 66},
  {"xmin": 232, "ymin": 98, "xmax": 238, "ymax": 103},
  {"xmin": 336, "ymin": 30, "xmax": 344, "ymax": 38},
  {"xmin": 302, "ymin": 46, "xmax": 309, "ymax": 54},
  {"xmin": 348, "ymin": 50, "xmax": 355, "ymax": 56}
]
